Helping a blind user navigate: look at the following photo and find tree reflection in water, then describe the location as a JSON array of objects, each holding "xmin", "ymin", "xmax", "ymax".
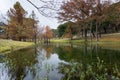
[
  {"xmin": 0, "ymin": 45, "xmax": 66, "ymax": 80},
  {"xmin": 0, "ymin": 43, "xmax": 120, "ymax": 80}
]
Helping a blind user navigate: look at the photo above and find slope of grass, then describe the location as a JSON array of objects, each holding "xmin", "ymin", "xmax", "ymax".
[
  {"xmin": 0, "ymin": 39, "xmax": 34, "ymax": 53},
  {"xmin": 51, "ymin": 33, "xmax": 120, "ymax": 50},
  {"xmin": 99, "ymin": 33, "xmax": 120, "ymax": 42}
]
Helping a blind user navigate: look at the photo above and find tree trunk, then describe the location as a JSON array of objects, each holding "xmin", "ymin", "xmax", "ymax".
[
  {"xmin": 92, "ymin": 31, "xmax": 95, "ymax": 38},
  {"xmin": 98, "ymin": 25, "xmax": 101, "ymax": 38},
  {"xmin": 81, "ymin": 29, "xmax": 83, "ymax": 38},
  {"xmin": 99, "ymin": 29, "xmax": 101, "ymax": 38},
  {"xmin": 96, "ymin": 23, "xmax": 98, "ymax": 42},
  {"xmin": 84, "ymin": 28, "xmax": 87, "ymax": 42},
  {"xmin": 90, "ymin": 22, "xmax": 92, "ymax": 43},
  {"xmin": 19, "ymin": 37, "xmax": 22, "ymax": 41},
  {"xmin": 115, "ymin": 25, "xmax": 118, "ymax": 32},
  {"xmin": 34, "ymin": 32, "xmax": 37, "ymax": 44},
  {"xmin": 103, "ymin": 27, "xmax": 107, "ymax": 33}
]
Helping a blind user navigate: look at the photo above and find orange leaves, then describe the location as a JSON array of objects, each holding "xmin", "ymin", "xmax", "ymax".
[
  {"xmin": 58, "ymin": 0, "xmax": 96, "ymax": 22},
  {"xmin": 44, "ymin": 26, "xmax": 53, "ymax": 39},
  {"xmin": 6, "ymin": 2, "xmax": 38, "ymax": 41},
  {"xmin": 58, "ymin": 0, "xmax": 112, "ymax": 23}
]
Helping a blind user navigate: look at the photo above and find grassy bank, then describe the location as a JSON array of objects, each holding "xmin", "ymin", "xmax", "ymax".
[
  {"xmin": 51, "ymin": 39, "xmax": 120, "ymax": 51},
  {"xmin": 0, "ymin": 39, "xmax": 34, "ymax": 53},
  {"xmin": 51, "ymin": 33, "xmax": 120, "ymax": 50},
  {"xmin": 51, "ymin": 33, "xmax": 120, "ymax": 43}
]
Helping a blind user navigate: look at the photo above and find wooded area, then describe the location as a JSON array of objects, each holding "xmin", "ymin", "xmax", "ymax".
[
  {"xmin": 0, "ymin": 0, "xmax": 120, "ymax": 42},
  {"xmin": 57, "ymin": 0, "xmax": 120, "ymax": 41},
  {"xmin": 0, "ymin": 2, "xmax": 53, "ymax": 43}
]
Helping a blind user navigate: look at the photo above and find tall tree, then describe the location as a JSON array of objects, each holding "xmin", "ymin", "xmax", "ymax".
[
  {"xmin": 92, "ymin": 0, "xmax": 111, "ymax": 41},
  {"xmin": 58, "ymin": 0, "xmax": 96, "ymax": 41},
  {"xmin": 31, "ymin": 11, "xmax": 38, "ymax": 43},
  {"xmin": 7, "ymin": 2, "xmax": 26, "ymax": 40},
  {"xmin": 57, "ymin": 23, "xmax": 67, "ymax": 38},
  {"xmin": 103, "ymin": 2, "xmax": 120, "ymax": 32},
  {"xmin": 58, "ymin": 0, "xmax": 112, "ymax": 41},
  {"xmin": 43, "ymin": 26, "xmax": 53, "ymax": 43},
  {"xmin": 6, "ymin": 2, "xmax": 38, "ymax": 41}
]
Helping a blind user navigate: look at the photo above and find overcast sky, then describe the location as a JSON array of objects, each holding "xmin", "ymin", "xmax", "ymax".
[
  {"xmin": 0, "ymin": 0, "xmax": 61, "ymax": 29},
  {"xmin": 0, "ymin": 0, "xmax": 117, "ymax": 29}
]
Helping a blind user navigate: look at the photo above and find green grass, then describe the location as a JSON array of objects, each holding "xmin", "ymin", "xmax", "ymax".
[
  {"xmin": 51, "ymin": 38, "xmax": 85, "ymax": 43},
  {"xmin": 0, "ymin": 39, "xmax": 34, "ymax": 53},
  {"xmin": 59, "ymin": 58, "xmax": 120, "ymax": 80},
  {"xmin": 1, "ymin": 33, "xmax": 119, "ymax": 53},
  {"xmin": 51, "ymin": 38, "xmax": 120, "ymax": 50},
  {"xmin": 51, "ymin": 33, "xmax": 120, "ymax": 42},
  {"xmin": 51, "ymin": 39, "xmax": 73, "ymax": 43},
  {"xmin": 51, "ymin": 38, "xmax": 120, "ymax": 43},
  {"xmin": 51, "ymin": 33, "xmax": 120, "ymax": 50}
]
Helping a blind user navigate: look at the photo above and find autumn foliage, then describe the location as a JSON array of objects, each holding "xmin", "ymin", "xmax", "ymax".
[
  {"xmin": 43, "ymin": 26, "xmax": 53, "ymax": 42},
  {"xmin": 6, "ymin": 2, "xmax": 37, "ymax": 41},
  {"xmin": 58, "ymin": 0, "xmax": 120, "ymax": 40}
]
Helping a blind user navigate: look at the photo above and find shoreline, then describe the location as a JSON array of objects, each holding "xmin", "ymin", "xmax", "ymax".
[{"xmin": 0, "ymin": 39, "xmax": 34, "ymax": 54}]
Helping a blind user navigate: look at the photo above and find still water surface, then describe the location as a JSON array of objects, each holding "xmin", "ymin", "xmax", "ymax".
[{"xmin": 0, "ymin": 43, "xmax": 120, "ymax": 80}]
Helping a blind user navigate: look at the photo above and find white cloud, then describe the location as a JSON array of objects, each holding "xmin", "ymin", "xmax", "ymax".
[{"xmin": 0, "ymin": 0, "xmax": 60, "ymax": 29}]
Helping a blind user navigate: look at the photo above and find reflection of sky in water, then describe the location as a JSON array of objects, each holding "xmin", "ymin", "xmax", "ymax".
[
  {"xmin": 23, "ymin": 49, "xmax": 67, "ymax": 80},
  {"xmin": 0, "ymin": 48, "xmax": 67, "ymax": 80},
  {"xmin": 0, "ymin": 63, "xmax": 12, "ymax": 80},
  {"xmin": 31, "ymin": 49, "xmax": 67, "ymax": 80}
]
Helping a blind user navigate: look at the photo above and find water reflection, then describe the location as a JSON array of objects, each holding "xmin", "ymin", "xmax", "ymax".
[
  {"xmin": 0, "ymin": 43, "xmax": 120, "ymax": 80},
  {"xmin": 34, "ymin": 51, "xmax": 66, "ymax": 80},
  {"xmin": 0, "ymin": 48, "xmax": 37, "ymax": 80},
  {"xmin": 0, "ymin": 45, "xmax": 67, "ymax": 80}
]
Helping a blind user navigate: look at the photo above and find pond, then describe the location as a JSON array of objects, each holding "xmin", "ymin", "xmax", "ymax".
[{"xmin": 0, "ymin": 43, "xmax": 120, "ymax": 80}]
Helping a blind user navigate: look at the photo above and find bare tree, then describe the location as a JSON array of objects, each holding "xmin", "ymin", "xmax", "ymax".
[{"xmin": 26, "ymin": 0, "xmax": 63, "ymax": 17}]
